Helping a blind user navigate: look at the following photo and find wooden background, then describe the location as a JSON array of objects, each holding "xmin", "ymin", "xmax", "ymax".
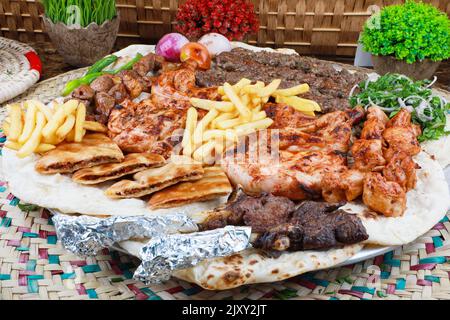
[{"xmin": 0, "ymin": 0, "xmax": 449, "ymax": 56}]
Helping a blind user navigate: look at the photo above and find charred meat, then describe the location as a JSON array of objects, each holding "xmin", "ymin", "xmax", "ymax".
[
  {"xmin": 196, "ymin": 48, "xmax": 366, "ymax": 113},
  {"xmin": 201, "ymin": 190, "xmax": 368, "ymax": 251}
]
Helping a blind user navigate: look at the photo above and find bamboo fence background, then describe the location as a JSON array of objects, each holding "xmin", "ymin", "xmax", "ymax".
[{"xmin": 0, "ymin": 0, "xmax": 449, "ymax": 56}]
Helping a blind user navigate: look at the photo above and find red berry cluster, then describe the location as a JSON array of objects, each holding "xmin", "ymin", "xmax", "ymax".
[{"xmin": 175, "ymin": 0, "xmax": 259, "ymax": 41}]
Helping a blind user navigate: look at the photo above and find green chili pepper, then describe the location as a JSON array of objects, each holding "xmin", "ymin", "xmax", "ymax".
[
  {"xmin": 105, "ymin": 53, "xmax": 144, "ymax": 75},
  {"xmin": 86, "ymin": 55, "xmax": 118, "ymax": 75},
  {"xmin": 61, "ymin": 72, "xmax": 105, "ymax": 96}
]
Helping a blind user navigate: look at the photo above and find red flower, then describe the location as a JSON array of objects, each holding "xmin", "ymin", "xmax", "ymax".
[{"xmin": 175, "ymin": 0, "xmax": 259, "ymax": 41}]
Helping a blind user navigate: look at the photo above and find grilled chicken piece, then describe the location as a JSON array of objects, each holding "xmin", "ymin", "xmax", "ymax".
[
  {"xmin": 351, "ymin": 139, "xmax": 386, "ymax": 172},
  {"xmin": 383, "ymin": 108, "xmax": 421, "ymax": 161},
  {"xmin": 361, "ymin": 106, "xmax": 389, "ymax": 140},
  {"xmin": 383, "ymin": 152, "xmax": 419, "ymax": 191},
  {"xmin": 221, "ymin": 111, "xmax": 354, "ymax": 200},
  {"xmin": 108, "ymin": 99, "xmax": 187, "ymax": 157},
  {"xmin": 383, "ymin": 127, "xmax": 421, "ymax": 161},
  {"xmin": 363, "ymin": 172, "xmax": 406, "ymax": 217},
  {"xmin": 321, "ymin": 169, "xmax": 365, "ymax": 202},
  {"xmin": 264, "ymin": 103, "xmax": 316, "ymax": 129}
]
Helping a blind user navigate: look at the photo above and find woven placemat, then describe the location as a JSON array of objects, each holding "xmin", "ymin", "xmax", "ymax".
[
  {"xmin": 0, "ymin": 37, "xmax": 41, "ymax": 105},
  {"xmin": 1, "ymin": 69, "xmax": 450, "ymax": 300}
]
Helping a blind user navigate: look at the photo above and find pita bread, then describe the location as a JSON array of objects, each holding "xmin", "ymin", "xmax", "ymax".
[
  {"xmin": 35, "ymin": 134, "xmax": 124, "ymax": 174},
  {"xmin": 105, "ymin": 156, "xmax": 204, "ymax": 199},
  {"xmin": 148, "ymin": 166, "xmax": 232, "ymax": 209},
  {"xmin": 72, "ymin": 153, "xmax": 165, "ymax": 185},
  {"xmin": 119, "ymin": 239, "xmax": 363, "ymax": 290},
  {"xmin": 421, "ymin": 114, "xmax": 450, "ymax": 169},
  {"xmin": 342, "ymin": 152, "xmax": 450, "ymax": 246}
]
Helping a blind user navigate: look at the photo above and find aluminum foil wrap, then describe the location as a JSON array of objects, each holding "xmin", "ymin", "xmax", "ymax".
[
  {"xmin": 134, "ymin": 226, "xmax": 252, "ymax": 284},
  {"xmin": 52, "ymin": 214, "xmax": 198, "ymax": 257}
]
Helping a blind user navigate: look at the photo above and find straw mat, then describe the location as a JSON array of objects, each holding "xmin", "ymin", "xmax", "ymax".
[{"xmin": 0, "ymin": 69, "xmax": 449, "ymax": 300}]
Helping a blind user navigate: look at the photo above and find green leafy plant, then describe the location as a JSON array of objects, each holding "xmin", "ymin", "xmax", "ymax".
[
  {"xmin": 41, "ymin": 0, "xmax": 117, "ymax": 27},
  {"xmin": 349, "ymin": 73, "xmax": 450, "ymax": 142},
  {"xmin": 361, "ymin": 0, "xmax": 450, "ymax": 64}
]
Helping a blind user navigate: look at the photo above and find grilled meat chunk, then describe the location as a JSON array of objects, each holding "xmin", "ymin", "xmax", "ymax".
[
  {"xmin": 118, "ymin": 70, "xmax": 151, "ymax": 99},
  {"xmin": 351, "ymin": 139, "xmax": 386, "ymax": 172},
  {"xmin": 263, "ymin": 103, "xmax": 316, "ymax": 129},
  {"xmin": 90, "ymin": 74, "xmax": 115, "ymax": 93},
  {"xmin": 72, "ymin": 84, "xmax": 95, "ymax": 101},
  {"xmin": 133, "ymin": 53, "xmax": 164, "ymax": 77},
  {"xmin": 382, "ymin": 151, "xmax": 419, "ymax": 191},
  {"xmin": 363, "ymin": 172, "xmax": 406, "ymax": 218},
  {"xmin": 108, "ymin": 83, "xmax": 129, "ymax": 104},
  {"xmin": 201, "ymin": 190, "xmax": 368, "ymax": 251},
  {"xmin": 94, "ymin": 92, "xmax": 116, "ymax": 124}
]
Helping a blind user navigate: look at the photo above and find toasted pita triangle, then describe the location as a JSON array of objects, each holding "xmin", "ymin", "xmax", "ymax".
[
  {"xmin": 35, "ymin": 134, "xmax": 124, "ymax": 175},
  {"xmin": 105, "ymin": 155, "xmax": 204, "ymax": 199},
  {"xmin": 148, "ymin": 166, "xmax": 232, "ymax": 209},
  {"xmin": 72, "ymin": 153, "xmax": 166, "ymax": 185}
]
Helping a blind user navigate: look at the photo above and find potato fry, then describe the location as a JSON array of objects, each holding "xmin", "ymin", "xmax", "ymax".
[
  {"xmin": 83, "ymin": 121, "xmax": 107, "ymax": 133},
  {"xmin": 211, "ymin": 112, "xmax": 238, "ymax": 129},
  {"xmin": 66, "ymin": 127, "xmax": 76, "ymax": 142},
  {"xmin": 41, "ymin": 107, "xmax": 66, "ymax": 139},
  {"xmin": 5, "ymin": 141, "xmax": 22, "ymax": 151},
  {"xmin": 203, "ymin": 129, "xmax": 237, "ymax": 142},
  {"xmin": 43, "ymin": 132, "xmax": 65, "ymax": 145},
  {"xmin": 275, "ymin": 95, "xmax": 321, "ymax": 112},
  {"xmin": 34, "ymin": 100, "xmax": 54, "ymax": 121},
  {"xmin": 216, "ymin": 117, "xmax": 243, "ymax": 130},
  {"xmin": 223, "ymin": 83, "xmax": 252, "ymax": 121},
  {"xmin": 273, "ymin": 83, "xmax": 310, "ymax": 96},
  {"xmin": 35, "ymin": 144, "xmax": 56, "ymax": 153},
  {"xmin": 190, "ymin": 98, "xmax": 235, "ymax": 113},
  {"xmin": 234, "ymin": 118, "xmax": 274, "ymax": 136},
  {"xmin": 244, "ymin": 79, "xmax": 281, "ymax": 98},
  {"xmin": 252, "ymin": 111, "xmax": 267, "ymax": 122},
  {"xmin": 56, "ymin": 114, "xmax": 76, "ymax": 140},
  {"xmin": 17, "ymin": 112, "xmax": 46, "ymax": 158},
  {"xmin": 193, "ymin": 140, "xmax": 216, "ymax": 164},
  {"xmin": 182, "ymin": 107, "xmax": 198, "ymax": 157},
  {"xmin": 75, "ymin": 103, "xmax": 86, "ymax": 142},
  {"xmin": 18, "ymin": 101, "xmax": 37, "ymax": 144},
  {"xmin": 2, "ymin": 121, "xmax": 10, "ymax": 136},
  {"xmin": 62, "ymin": 99, "xmax": 79, "ymax": 115},
  {"xmin": 8, "ymin": 103, "xmax": 23, "ymax": 141},
  {"xmin": 193, "ymin": 108, "xmax": 219, "ymax": 146},
  {"xmin": 233, "ymin": 78, "xmax": 252, "ymax": 92}
]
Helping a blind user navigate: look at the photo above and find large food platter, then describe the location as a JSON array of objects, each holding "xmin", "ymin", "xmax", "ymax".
[{"xmin": 2, "ymin": 41, "xmax": 449, "ymax": 290}]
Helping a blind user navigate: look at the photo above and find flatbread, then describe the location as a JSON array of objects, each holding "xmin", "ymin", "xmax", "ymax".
[
  {"xmin": 72, "ymin": 153, "xmax": 165, "ymax": 185},
  {"xmin": 105, "ymin": 156, "xmax": 204, "ymax": 199},
  {"xmin": 148, "ymin": 166, "xmax": 232, "ymax": 209},
  {"xmin": 119, "ymin": 239, "xmax": 363, "ymax": 290},
  {"xmin": 421, "ymin": 114, "xmax": 450, "ymax": 169},
  {"xmin": 342, "ymin": 152, "xmax": 450, "ymax": 246},
  {"xmin": 35, "ymin": 133, "xmax": 124, "ymax": 174}
]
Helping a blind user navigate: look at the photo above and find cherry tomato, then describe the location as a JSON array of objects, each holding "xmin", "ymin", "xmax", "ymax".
[{"xmin": 180, "ymin": 42, "xmax": 211, "ymax": 70}]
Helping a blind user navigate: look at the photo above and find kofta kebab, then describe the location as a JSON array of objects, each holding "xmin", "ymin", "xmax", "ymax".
[{"xmin": 4, "ymin": 47, "xmax": 422, "ymax": 219}]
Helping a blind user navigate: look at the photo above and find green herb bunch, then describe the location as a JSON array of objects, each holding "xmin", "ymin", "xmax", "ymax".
[
  {"xmin": 361, "ymin": 0, "xmax": 450, "ymax": 64},
  {"xmin": 41, "ymin": 0, "xmax": 117, "ymax": 27},
  {"xmin": 349, "ymin": 73, "xmax": 450, "ymax": 142}
]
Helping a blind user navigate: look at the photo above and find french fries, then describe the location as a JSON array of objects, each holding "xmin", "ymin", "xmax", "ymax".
[
  {"xmin": 3, "ymin": 99, "xmax": 105, "ymax": 157},
  {"xmin": 8, "ymin": 104, "xmax": 23, "ymax": 141},
  {"xmin": 182, "ymin": 78, "xmax": 321, "ymax": 165}
]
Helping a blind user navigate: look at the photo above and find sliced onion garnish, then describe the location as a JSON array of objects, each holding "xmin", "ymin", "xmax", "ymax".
[
  {"xmin": 426, "ymin": 76, "xmax": 437, "ymax": 88},
  {"xmin": 349, "ymin": 84, "xmax": 359, "ymax": 98},
  {"xmin": 416, "ymin": 100, "xmax": 434, "ymax": 122}
]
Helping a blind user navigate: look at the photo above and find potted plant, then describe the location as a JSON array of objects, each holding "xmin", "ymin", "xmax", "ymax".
[
  {"xmin": 360, "ymin": 0, "xmax": 450, "ymax": 80},
  {"xmin": 41, "ymin": 0, "xmax": 120, "ymax": 67},
  {"xmin": 174, "ymin": 0, "xmax": 259, "ymax": 41}
]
